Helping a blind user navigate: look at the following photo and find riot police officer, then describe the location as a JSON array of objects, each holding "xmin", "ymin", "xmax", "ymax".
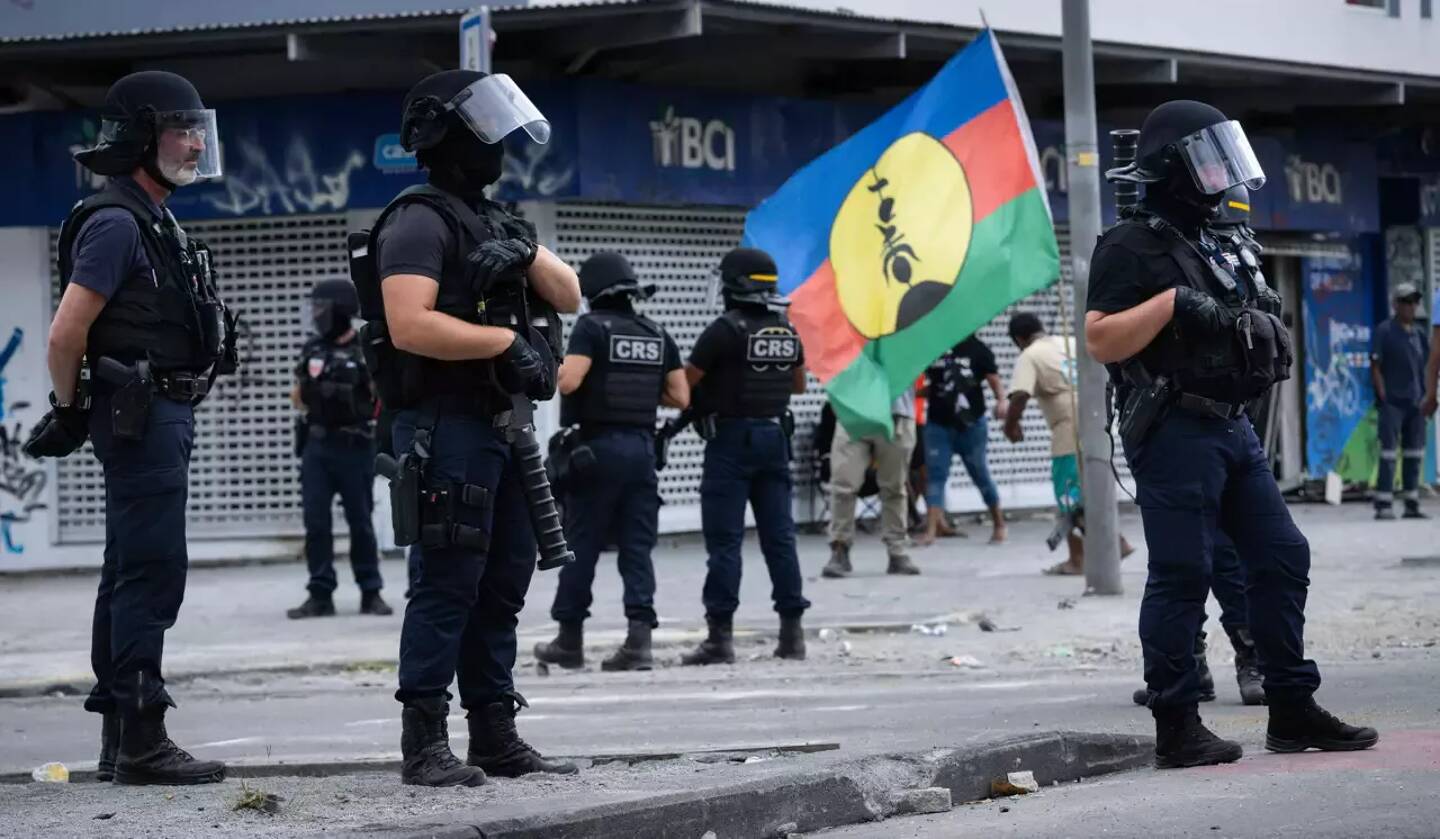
[
  {"xmin": 26, "ymin": 71, "xmax": 233, "ymax": 784},
  {"xmin": 680, "ymin": 248, "xmax": 811, "ymax": 665},
  {"xmin": 288, "ymin": 278, "xmax": 392, "ymax": 619},
  {"xmin": 534, "ymin": 252, "xmax": 688, "ymax": 671},
  {"xmin": 1090, "ymin": 100, "xmax": 1376, "ymax": 768},
  {"xmin": 359, "ymin": 69, "xmax": 580, "ymax": 787},
  {"xmin": 1128, "ymin": 186, "xmax": 1263, "ymax": 709}
]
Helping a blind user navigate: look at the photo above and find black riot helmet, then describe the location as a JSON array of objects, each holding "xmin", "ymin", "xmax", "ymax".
[
  {"xmin": 579, "ymin": 251, "xmax": 655, "ymax": 306},
  {"xmin": 400, "ymin": 70, "xmax": 549, "ymax": 197},
  {"xmin": 75, "ymin": 71, "xmax": 221, "ymax": 188},
  {"xmin": 312, "ymin": 278, "xmax": 359, "ymax": 340},
  {"xmin": 1105, "ymin": 100, "xmax": 1265, "ymax": 197},
  {"xmin": 1212, "ymin": 184, "xmax": 1252, "ymax": 229},
  {"xmin": 716, "ymin": 247, "xmax": 788, "ymax": 310}
]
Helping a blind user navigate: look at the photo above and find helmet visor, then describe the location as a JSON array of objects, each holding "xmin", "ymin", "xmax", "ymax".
[
  {"xmin": 1177, "ymin": 120, "xmax": 1264, "ymax": 195},
  {"xmin": 153, "ymin": 109, "xmax": 222, "ymax": 180},
  {"xmin": 450, "ymin": 74, "xmax": 550, "ymax": 145}
]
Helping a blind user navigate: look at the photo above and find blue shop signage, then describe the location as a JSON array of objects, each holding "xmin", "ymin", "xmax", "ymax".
[{"xmin": 0, "ymin": 82, "xmax": 1381, "ymax": 234}]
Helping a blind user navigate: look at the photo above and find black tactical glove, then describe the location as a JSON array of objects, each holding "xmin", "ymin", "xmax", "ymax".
[
  {"xmin": 469, "ymin": 238, "xmax": 538, "ymax": 289},
  {"xmin": 496, "ymin": 332, "xmax": 552, "ymax": 399},
  {"xmin": 1173, "ymin": 286, "xmax": 1234, "ymax": 336},
  {"xmin": 23, "ymin": 394, "xmax": 90, "ymax": 459}
]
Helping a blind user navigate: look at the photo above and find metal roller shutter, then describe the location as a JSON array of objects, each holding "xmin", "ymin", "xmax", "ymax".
[
  {"xmin": 548, "ymin": 204, "xmax": 1101, "ymax": 526},
  {"xmin": 52, "ymin": 213, "xmax": 351, "ymax": 542}
]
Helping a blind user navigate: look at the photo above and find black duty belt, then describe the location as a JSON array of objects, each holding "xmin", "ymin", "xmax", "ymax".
[
  {"xmin": 155, "ymin": 371, "xmax": 209, "ymax": 401},
  {"xmin": 1176, "ymin": 392, "xmax": 1245, "ymax": 421},
  {"xmin": 308, "ymin": 424, "xmax": 375, "ymax": 444}
]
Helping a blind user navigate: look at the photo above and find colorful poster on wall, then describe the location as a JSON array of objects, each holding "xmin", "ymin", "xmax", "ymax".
[{"xmin": 1302, "ymin": 249, "xmax": 1377, "ymax": 480}]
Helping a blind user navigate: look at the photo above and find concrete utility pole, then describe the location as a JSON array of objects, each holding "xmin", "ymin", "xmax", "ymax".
[{"xmin": 1061, "ymin": 0, "xmax": 1122, "ymax": 596}]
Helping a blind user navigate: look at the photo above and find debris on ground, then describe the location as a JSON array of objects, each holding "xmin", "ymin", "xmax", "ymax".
[
  {"xmin": 838, "ymin": 641, "xmax": 853, "ymax": 656},
  {"xmin": 92, "ymin": 813, "xmax": 115, "ymax": 821},
  {"xmin": 1047, "ymin": 646, "xmax": 1074, "ymax": 658},
  {"xmin": 894, "ymin": 786, "xmax": 952, "ymax": 814},
  {"xmin": 1058, "ymin": 598, "xmax": 1077, "ymax": 610},
  {"xmin": 911, "ymin": 623, "xmax": 949, "ymax": 636},
  {"xmin": 944, "ymin": 655, "xmax": 985, "ymax": 669},
  {"xmin": 991, "ymin": 770, "xmax": 1040, "ymax": 797},
  {"xmin": 977, "ymin": 616, "xmax": 1021, "ymax": 633},
  {"xmin": 232, "ymin": 784, "xmax": 284, "ymax": 816},
  {"xmin": 30, "ymin": 762, "xmax": 68, "ymax": 783}
]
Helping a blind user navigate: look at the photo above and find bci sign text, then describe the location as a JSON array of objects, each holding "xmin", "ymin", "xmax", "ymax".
[{"xmin": 650, "ymin": 106, "xmax": 736, "ymax": 172}]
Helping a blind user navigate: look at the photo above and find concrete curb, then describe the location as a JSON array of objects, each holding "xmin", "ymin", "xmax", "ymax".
[
  {"xmin": 0, "ymin": 742, "xmax": 842, "ymax": 786},
  {"xmin": 368, "ymin": 731, "xmax": 1153, "ymax": 839}
]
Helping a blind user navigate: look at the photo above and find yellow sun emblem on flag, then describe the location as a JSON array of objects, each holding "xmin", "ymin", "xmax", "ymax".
[{"xmin": 829, "ymin": 132, "xmax": 973, "ymax": 339}]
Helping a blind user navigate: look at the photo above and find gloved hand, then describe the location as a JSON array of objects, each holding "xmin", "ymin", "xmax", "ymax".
[
  {"xmin": 23, "ymin": 394, "xmax": 90, "ymax": 459},
  {"xmin": 495, "ymin": 332, "xmax": 552, "ymax": 399},
  {"xmin": 469, "ymin": 238, "xmax": 538, "ymax": 287},
  {"xmin": 1173, "ymin": 286, "xmax": 1234, "ymax": 336}
]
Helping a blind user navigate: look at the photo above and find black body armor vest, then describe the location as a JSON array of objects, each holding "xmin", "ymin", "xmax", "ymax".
[
  {"xmin": 696, "ymin": 308, "xmax": 801, "ymax": 419},
  {"xmin": 352, "ymin": 184, "xmax": 559, "ymax": 415},
  {"xmin": 1099, "ymin": 210, "xmax": 1290, "ymax": 403},
  {"xmin": 561, "ymin": 311, "xmax": 667, "ymax": 429},
  {"xmin": 57, "ymin": 183, "xmax": 234, "ymax": 373},
  {"xmin": 299, "ymin": 336, "xmax": 375, "ymax": 429}
]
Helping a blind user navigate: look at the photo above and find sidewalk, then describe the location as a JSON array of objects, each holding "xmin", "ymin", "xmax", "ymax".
[{"xmin": 1, "ymin": 501, "xmax": 1436, "ymax": 695}]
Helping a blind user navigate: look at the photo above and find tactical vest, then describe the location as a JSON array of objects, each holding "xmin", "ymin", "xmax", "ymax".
[
  {"xmin": 57, "ymin": 182, "xmax": 233, "ymax": 372},
  {"xmin": 561, "ymin": 311, "xmax": 667, "ymax": 429},
  {"xmin": 697, "ymin": 308, "xmax": 801, "ymax": 419},
  {"xmin": 351, "ymin": 184, "xmax": 556, "ymax": 414},
  {"xmin": 1099, "ymin": 210, "xmax": 1291, "ymax": 403},
  {"xmin": 926, "ymin": 350, "xmax": 981, "ymax": 426},
  {"xmin": 299, "ymin": 337, "xmax": 375, "ymax": 429}
]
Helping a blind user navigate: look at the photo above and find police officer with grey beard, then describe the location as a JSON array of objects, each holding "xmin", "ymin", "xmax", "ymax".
[
  {"xmin": 535, "ymin": 252, "xmax": 689, "ymax": 672},
  {"xmin": 27, "ymin": 71, "xmax": 234, "ymax": 785}
]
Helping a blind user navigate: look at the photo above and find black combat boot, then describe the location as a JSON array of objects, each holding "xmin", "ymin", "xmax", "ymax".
[
  {"xmin": 467, "ymin": 693, "xmax": 577, "ymax": 777},
  {"xmin": 360, "ymin": 590, "xmax": 393, "ymax": 616},
  {"xmin": 1153, "ymin": 705, "xmax": 1243, "ymax": 769},
  {"xmin": 115, "ymin": 707, "xmax": 226, "ymax": 785},
  {"xmin": 1225, "ymin": 626, "xmax": 1266, "ymax": 706},
  {"xmin": 1195, "ymin": 632, "xmax": 1216, "ymax": 703},
  {"xmin": 96, "ymin": 712, "xmax": 121, "ymax": 782},
  {"xmin": 286, "ymin": 593, "xmax": 336, "ymax": 620},
  {"xmin": 601, "ymin": 620, "xmax": 654, "ymax": 671},
  {"xmin": 534, "ymin": 621, "xmax": 585, "ymax": 669},
  {"xmin": 1266, "ymin": 697, "xmax": 1378, "ymax": 753},
  {"xmin": 821, "ymin": 542, "xmax": 852, "ymax": 578},
  {"xmin": 400, "ymin": 697, "xmax": 486, "ymax": 787},
  {"xmin": 681, "ymin": 614, "xmax": 736, "ymax": 665},
  {"xmin": 1403, "ymin": 501, "xmax": 1429, "ymax": 520},
  {"xmin": 774, "ymin": 614, "xmax": 806, "ymax": 660}
]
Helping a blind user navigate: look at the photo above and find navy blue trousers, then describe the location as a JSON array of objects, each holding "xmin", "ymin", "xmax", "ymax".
[
  {"xmin": 301, "ymin": 433, "xmax": 381, "ymax": 596},
  {"xmin": 85, "ymin": 393, "xmax": 195, "ymax": 715},
  {"xmin": 392, "ymin": 407, "xmax": 536, "ymax": 710},
  {"xmin": 1127, "ymin": 412, "xmax": 1320, "ymax": 709},
  {"xmin": 699, "ymin": 418, "xmax": 810, "ymax": 618},
  {"xmin": 552, "ymin": 428, "xmax": 660, "ymax": 626}
]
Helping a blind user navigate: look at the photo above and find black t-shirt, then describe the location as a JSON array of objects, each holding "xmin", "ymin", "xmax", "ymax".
[
  {"xmin": 925, "ymin": 335, "xmax": 997, "ymax": 427},
  {"xmin": 375, "ymin": 202, "xmax": 453, "ymax": 282},
  {"xmin": 567, "ymin": 313, "xmax": 682, "ymax": 373}
]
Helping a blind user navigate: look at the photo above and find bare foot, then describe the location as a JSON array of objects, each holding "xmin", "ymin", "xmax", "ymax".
[
  {"xmin": 1120, "ymin": 537, "xmax": 1136, "ymax": 559},
  {"xmin": 917, "ymin": 531, "xmax": 937, "ymax": 547},
  {"xmin": 1043, "ymin": 559, "xmax": 1084, "ymax": 576},
  {"xmin": 989, "ymin": 525, "xmax": 1007, "ymax": 545}
]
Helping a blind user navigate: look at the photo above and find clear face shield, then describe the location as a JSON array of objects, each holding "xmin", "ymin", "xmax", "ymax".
[
  {"xmin": 449, "ymin": 74, "xmax": 551, "ymax": 145},
  {"xmin": 1176, "ymin": 120, "xmax": 1265, "ymax": 196},
  {"xmin": 149, "ymin": 109, "xmax": 222, "ymax": 185}
]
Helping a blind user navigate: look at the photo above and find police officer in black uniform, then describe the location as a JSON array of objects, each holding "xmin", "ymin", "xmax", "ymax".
[
  {"xmin": 680, "ymin": 248, "xmax": 811, "ymax": 666},
  {"xmin": 360, "ymin": 69, "xmax": 580, "ymax": 787},
  {"xmin": 288, "ymin": 278, "xmax": 392, "ymax": 619},
  {"xmin": 26, "ymin": 71, "xmax": 234, "ymax": 785},
  {"xmin": 535, "ymin": 252, "xmax": 688, "ymax": 671},
  {"xmin": 1089, "ymin": 100, "xmax": 1377, "ymax": 768}
]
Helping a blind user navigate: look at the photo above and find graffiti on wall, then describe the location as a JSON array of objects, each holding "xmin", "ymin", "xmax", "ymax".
[
  {"xmin": 204, "ymin": 136, "xmax": 367, "ymax": 217},
  {"xmin": 0, "ymin": 327, "xmax": 46, "ymax": 554},
  {"xmin": 1302, "ymin": 253, "xmax": 1376, "ymax": 478}
]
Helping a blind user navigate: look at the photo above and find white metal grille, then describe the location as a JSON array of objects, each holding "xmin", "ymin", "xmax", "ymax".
[
  {"xmin": 52, "ymin": 213, "xmax": 351, "ymax": 542},
  {"xmin": 1426, "ymin": 227, "xmax": 1440, "ymax": 314},
  {"xmin": 548, "ymin": 203, "xmax": 1087, "ymax": 521}
]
